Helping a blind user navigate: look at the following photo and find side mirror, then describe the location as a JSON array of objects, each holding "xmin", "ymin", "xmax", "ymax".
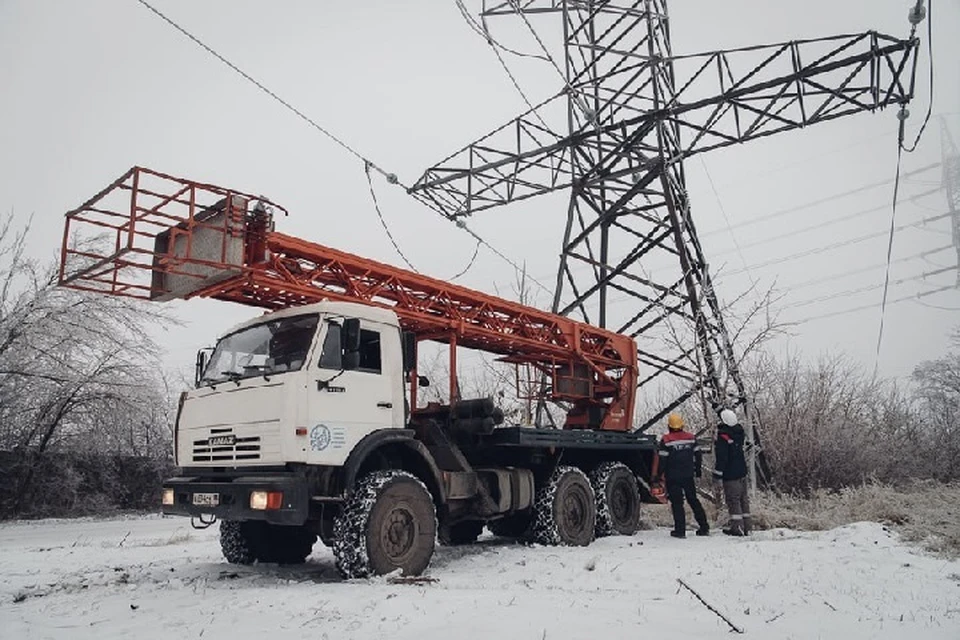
[
  {"xmin": 342, "ymin": 318, "xmax": 361, "ymax": 353},
  {"xmin": 401, "ymin": 331, "xmax": 417, "ymax": 373},
  {"xmin": 342, "ymin": 318, "xmax": 361, "ymax": 371},
  {"xmin": 195, "ymin": 347, "xmax": 214, "ymax": 387}
]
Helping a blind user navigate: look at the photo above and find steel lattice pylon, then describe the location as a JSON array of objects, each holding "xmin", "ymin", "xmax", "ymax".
[
  {"xmin": 941, "ymin": 118, "xmax": 960, "ymax": 281},
  {"xmin": 410, "ymin": 1, "xmax": 920, "ymax": 430}
]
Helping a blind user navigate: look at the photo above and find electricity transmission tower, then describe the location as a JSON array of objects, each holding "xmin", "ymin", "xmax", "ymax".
[
  {"xmin": 410, "ymin": 1, "xmax": 920, "ymax": 430},
  {"xmin": 941, "ymin": 118, "xmax": 960, "ymax": 283}
]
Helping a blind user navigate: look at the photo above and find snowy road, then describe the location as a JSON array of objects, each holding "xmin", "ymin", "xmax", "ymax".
[{"xmin": 1, "ymin": 514, "xmax": 958, "ymax": 640}]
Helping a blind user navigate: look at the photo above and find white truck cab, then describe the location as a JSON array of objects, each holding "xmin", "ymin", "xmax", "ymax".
[{"xmin": 179, "ymin": 301, "xmax": 408, "ymax": 469}]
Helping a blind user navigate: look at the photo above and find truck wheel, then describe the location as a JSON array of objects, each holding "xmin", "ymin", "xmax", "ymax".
[
  {"xmin": 438, "ymin": 520, "xmax": 484, "ymax": 545},
  {"xmin": 220, "ymin": 520, "xmax": 261, "ymax": 565},
  {"xmin": 532, "ymin": 466, "xmax": 596, "ymax": 546},
  {"xmin": 220, "ymin": 521, "xmax": 316, "ymax": 565},
  {"xmin": 333, "ymin": 470, "xmax": 437, "ymax": 579},
  {"xmin": 590, "ymin": 462, "xmax": 641, "ymax": 537},
  {"xmin": 489, "ymin": 512, "xmax": 533, "ymax": 540}
]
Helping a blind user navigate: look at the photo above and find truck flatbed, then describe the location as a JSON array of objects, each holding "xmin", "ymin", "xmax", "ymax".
[{"xmin": 487, "ymin": 426, "xmax": 657, "ymax": 450}]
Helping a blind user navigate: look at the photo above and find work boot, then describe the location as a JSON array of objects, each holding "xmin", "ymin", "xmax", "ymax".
[
  {"xmin": 670, "ymin": 530, "xmax": 686, "ymax": 539},
  {"xmin": 695, "ymin": 527, "xmax": 710, "ymax": 537},
  {"xmin": 742, "ymin": 516, "xmax": 752, "ymax": 536},
  {"xmin": 723, "ymin": 520, "xmax": 744, "ymax": 536}
]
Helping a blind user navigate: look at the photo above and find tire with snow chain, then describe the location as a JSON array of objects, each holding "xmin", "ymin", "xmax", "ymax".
[
  {"xmin": 220, "ymin": 520, "xmax": 259, "ymax": 565},
  {"xmin": 438, "ymin": 520, "xmax": 484, "ymax": 546},
  {"xmin": 219, "ymin": 521, "xmax": 316, "ymax": 565},
  {"xmin": 532, "ymin": 466, "xmax": 596, "ymax": 547},
  {"xmin": 590, "ymin": 462, "xmax": 641, "ymax": 537},
  {"xmin": 333, "ymin": 470, "xmax": 437, "ymax": 579}
]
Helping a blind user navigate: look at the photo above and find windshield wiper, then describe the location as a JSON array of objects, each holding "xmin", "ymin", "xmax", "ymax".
[
  {"xmin": 242, "ymin": 364, "xmax": 272, "ymax": 382},
  {"xmin": 222, "ymin": 371, "xmax": 243, "ymax": 386}
]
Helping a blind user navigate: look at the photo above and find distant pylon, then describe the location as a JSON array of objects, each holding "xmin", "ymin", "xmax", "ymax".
[{"xmin": 940, "ymin": 117, "xmax": 960, "ymax": 285}]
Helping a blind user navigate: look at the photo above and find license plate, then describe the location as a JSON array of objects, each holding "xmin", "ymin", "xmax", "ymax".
[{"xmin": 192, "ymin": 492, "xmax": 220, "ymax": 507}]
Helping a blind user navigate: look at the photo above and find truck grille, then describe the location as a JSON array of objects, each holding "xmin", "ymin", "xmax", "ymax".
[{"xmin": 192, "ymin": 428, "xmax": 261, "ymax": 462}]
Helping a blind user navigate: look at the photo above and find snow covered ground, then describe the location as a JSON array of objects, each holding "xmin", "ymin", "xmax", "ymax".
[{"xmin": 1, "ymin": 514, "xmax": 958, "ymax": 640}]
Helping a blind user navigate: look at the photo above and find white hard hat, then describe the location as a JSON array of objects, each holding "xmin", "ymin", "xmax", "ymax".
[{"xmin": 720, "ymin": 409, "xmax": 738, "ymax": 426}]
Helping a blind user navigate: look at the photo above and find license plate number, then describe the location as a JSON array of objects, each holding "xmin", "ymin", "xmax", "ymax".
[{"xmin": 192, "ymin": 492, "xmax": 219, "ymax": 507}]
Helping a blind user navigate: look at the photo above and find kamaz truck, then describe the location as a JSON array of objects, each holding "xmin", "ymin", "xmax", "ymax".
[{"xmin": 59, "ymin": 167, "xmax": 666, "ymax": 578}]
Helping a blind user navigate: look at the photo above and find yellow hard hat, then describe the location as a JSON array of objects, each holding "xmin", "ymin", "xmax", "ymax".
[{"xmin": 667, "ymin": 413, "xmax": 684, "ymax": 430}]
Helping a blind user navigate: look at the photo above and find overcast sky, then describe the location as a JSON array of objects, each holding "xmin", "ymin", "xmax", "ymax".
[{"xmin": 1, "ymin": 0, "xmax": 958, "ymax": 388}]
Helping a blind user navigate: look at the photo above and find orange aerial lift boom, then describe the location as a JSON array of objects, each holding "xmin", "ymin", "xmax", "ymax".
[{"xmin": 59, "ymin": 166, "xmax": 639, "ymax": 431}]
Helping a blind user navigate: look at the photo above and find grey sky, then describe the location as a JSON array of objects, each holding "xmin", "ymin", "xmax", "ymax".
[{"xmin": 1, "ymin": 0, "xmax": 958, "ymax": 387}]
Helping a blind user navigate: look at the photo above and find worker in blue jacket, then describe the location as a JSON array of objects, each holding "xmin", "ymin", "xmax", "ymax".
[
  {"xmin": 713, "ymin": 408, "xmax": 751, "ymax": 536},
  {"xmin": 658, "ymin": 413, "xmax": 709, "ymax": 538}
]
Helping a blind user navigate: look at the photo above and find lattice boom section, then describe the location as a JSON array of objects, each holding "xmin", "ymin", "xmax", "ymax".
[{"xmin": 197, "ymin": 232, "xmax": 638, "ymax": 376}]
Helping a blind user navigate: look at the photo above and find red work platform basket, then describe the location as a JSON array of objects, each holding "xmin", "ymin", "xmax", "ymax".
[{"xmin": 59, "ymin": 166, "xmax": 285, "ymax": 302}]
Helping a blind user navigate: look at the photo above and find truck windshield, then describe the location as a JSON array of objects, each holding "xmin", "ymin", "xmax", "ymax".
[{"xmin": 200, "ymin": 314, "xmax": 319, "ymax": 385}]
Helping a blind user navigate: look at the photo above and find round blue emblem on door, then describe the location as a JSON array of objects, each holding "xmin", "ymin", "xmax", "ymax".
[{"xmin": 310, "ymin": 424, "xmax": 332, "ymax": 451}]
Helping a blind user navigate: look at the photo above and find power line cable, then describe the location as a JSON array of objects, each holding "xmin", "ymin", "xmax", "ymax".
[
  {"xmin": 454, "ymin": 0, "xmax": 548, "ymax": 61},
  {"xmin": 783, "ymin": 245, "xmax": 953, "ymax": 293},
  {"xmin": 133, "ymin": 0, "xmax": 400, "ymax": 185},
  {"xmin": 365, "ymin": 162, "xmax": 484, "ymax": 282},
  {"xmin": 718, "ymin": 211, "xmax": 952, "ymax": 278},
  {"xmin": 449, "ymin": 240, "xmax": 482, "ymax": 281},
  {"xmin": 530, "ymin": 163, "xmax": 944, "ymax": 286},
  {"xmin": 699, "ymin": 157, "xmax": 758, "ymax": 290},
  {"xmin": 700, "ymin": 162, "xmax": 941, "ymax": 238},
  {"xmin": 708, "ymin": 186, "xmax": 942, "ymax": 260},
  {"xmin": 453, "ymin": 0, "xmax": 558, "ymax": 134},
  {"xmin": 597, "ymin": 237, "xmax": 952, "ymax": 318},
  {"xmin": 900, "ymin": 0, "xmax": 936, "ymax": 154},
  {"xmin": 458, "ymin": 221, "xmax": 553, "ymax": 295},
  {"xmin": 505, "ymin": 0, "xmax": 567, "ymax": 84},
  {"xmin": 501, "ymin": 0, "xmax": 600, "ymax": 125},
  {"xmin": 912, "ymin": 298, "xmax": 960, "ymax": 311},
  {"xmin": 793, "ymin": 284, "xmax": 955, "ymax": 325},
  {"xmin": 876, "ymin": 0, "xmax": 935, "ymax": 371},
  {"xmin": 136, "ymin": 0, "xmax": 541, "ymax": 293},
  {"xmin": 364, "ymin": 162, "xmax": 418, "ymax": 271},
  {"xmin": 688, "ymin": 129, "xmax": 896, "ymax": 200},
  {"xmin": 782, "ymin": 265, "xmax": 954, "ymax": 311},
  {"xmin": 544, "ymin": 212, "xmax": 952, "ymax": 315}
]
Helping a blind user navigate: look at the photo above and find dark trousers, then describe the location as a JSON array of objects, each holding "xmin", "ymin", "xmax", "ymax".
[{"xmin": 667, "ymin": 477, "xmax": 708, "ymax": 533}]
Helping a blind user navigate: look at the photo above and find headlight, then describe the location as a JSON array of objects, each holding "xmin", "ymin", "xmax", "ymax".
[
  {"xmin": 249, "ymin": 490, "xmax": 283, "ymax": 510},
  {"xmin": 162, "ymin": 488, "xmax": 175, "ymax": 506}
]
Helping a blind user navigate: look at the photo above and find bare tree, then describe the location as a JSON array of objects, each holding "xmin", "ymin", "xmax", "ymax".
[
  {"xmin": 912, "ymin": 328, "xmax": 960, "ymax": 481},
  {"xmin": 0, "ymin": 212, "xmax": 176, "ymax": 514}
]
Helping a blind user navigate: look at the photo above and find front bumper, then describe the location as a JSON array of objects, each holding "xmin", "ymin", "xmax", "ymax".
[{"xmin": 162, "ymin": 473, "xmax": 309, "ymax": 525}]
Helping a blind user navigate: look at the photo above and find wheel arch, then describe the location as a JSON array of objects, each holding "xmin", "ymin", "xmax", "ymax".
[{"xmin": 342, "ymin": 429, "xmax": 446, "ymax": 509}]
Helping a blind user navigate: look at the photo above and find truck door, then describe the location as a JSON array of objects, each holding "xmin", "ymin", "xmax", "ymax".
[{"xmin": 302, "ymin": 319, "xmax": 403, "ymax": 466}]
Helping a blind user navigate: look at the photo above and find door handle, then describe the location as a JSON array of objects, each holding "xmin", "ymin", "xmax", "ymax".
[{"xmin": 377, "ymin": 402, "xmax": 393, "ymax": 409}]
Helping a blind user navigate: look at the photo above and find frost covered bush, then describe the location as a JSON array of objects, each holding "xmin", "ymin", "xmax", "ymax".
[
  {"xmin": 747, "ymin": 353, "xmax": 919, "ymax": 492},
  {"xmin": 0, "ymin": 450, "xmax": 174, "ymax": 518},
  {"xmin": 751, "ymin": 481, "xmax": 960, "ymax": 557}
]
